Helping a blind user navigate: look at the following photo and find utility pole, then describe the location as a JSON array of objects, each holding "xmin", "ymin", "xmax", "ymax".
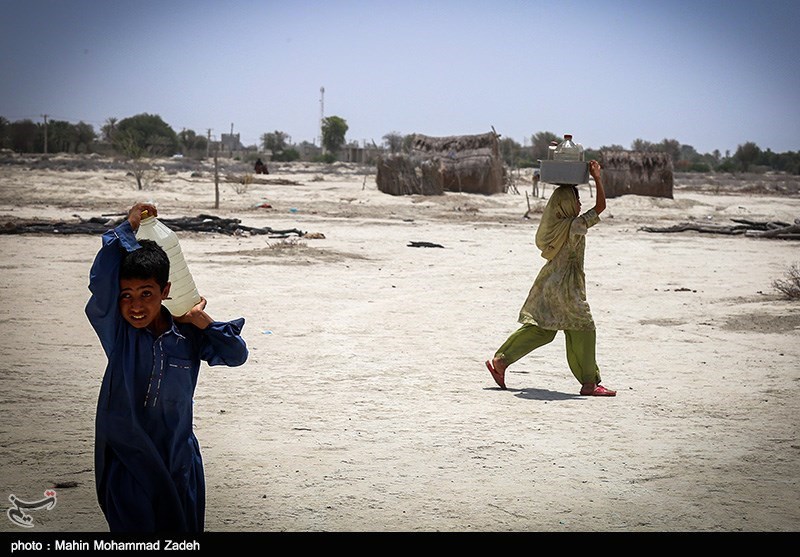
[
  {"xmin": 206, "ymin": 129, "xmax": 211, "ymax": 159},
  {"xmin": 214, "ymin": 150, "xmax": 220, "ymax": 209},
  {"xmin": 319, "ymin": 86, "xmax": 325, "ymax": 154},
  {"xmin": 41, "ymin": 114, "xmax": 49, "ymax": 154}
]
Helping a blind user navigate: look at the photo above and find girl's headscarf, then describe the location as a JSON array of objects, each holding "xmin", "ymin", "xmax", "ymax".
[{"xmin": 535, "ymin": 185, "xmax": 579, "ymax": 260}]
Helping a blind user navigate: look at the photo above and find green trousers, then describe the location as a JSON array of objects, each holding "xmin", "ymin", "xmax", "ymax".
[{"xmin": 495, "ymin": 323, "xmax": 601, "ymax": 385}]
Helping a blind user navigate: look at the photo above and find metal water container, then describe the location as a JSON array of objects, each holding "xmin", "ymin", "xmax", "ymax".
[{"xmin": 538, "ymin": 133, "xmax": 589, "ymax": 185}]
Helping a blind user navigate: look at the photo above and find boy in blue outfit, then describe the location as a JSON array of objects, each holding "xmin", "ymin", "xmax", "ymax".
[{"xmin": 85, "ymin": 202, "xmax": 248, "ymax": 533}]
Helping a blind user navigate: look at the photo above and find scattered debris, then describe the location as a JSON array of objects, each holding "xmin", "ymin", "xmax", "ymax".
[
  {"xmin": 52, "ymin": 481, "xmax": 80, "ymax": 489},
  {"xmin": 640, "ymin": 218, "xmax": 800, "ymax": 240},
  {"xmin": 0, "ymin": 214, "xmax": 307, "ymax": 238},
  {"xmin": 408, "ymin": 241, "xmax": 444, "ymax": 248}
]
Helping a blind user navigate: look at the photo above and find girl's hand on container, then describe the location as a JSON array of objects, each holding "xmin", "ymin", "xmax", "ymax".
[{"xmin": 589, "ymin": 160, "xmax": 602, "ymax": 181}]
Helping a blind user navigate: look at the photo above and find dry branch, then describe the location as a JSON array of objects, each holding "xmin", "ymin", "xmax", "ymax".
[
  {"xmin": 0, "ymin": 214, "xmax": 306, "ymax": 238},
  {"xmin": 640, "ymin": 218, "xmax": 799, "ymax": 239},
  {"xmin": 408, "ymin": 241, "xmax": 444, "ymax": 248},
  {"xmin": 743, "ymin": 218, "xmax": 800, "ymax": 239}
]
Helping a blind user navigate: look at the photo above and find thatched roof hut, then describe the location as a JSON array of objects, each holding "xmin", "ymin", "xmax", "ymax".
[
  {"xmin": 600, "ymin": 150, "xmax": 674, "ymax": 199},
  {"xmin": 376, "ymin": 131, "xmax": 505, "ymax": 196},
  {"xmin": 375, "ymin": 155, "xmax": 444, "ymax": 196}
]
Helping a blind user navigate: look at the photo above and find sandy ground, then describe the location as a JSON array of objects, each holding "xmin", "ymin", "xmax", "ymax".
[{"xmin": 0, "ymin": 156, "xmax": 799, "ymax": 533}]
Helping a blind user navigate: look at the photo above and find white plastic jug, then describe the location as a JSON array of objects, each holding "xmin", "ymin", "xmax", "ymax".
[
  {"xmin": 554, "ymin": 134, "xmax": 584, "ymax": 161},
  {"xmin": 135, "ymin": 212, "xmax": 201, "ymax": 316}
]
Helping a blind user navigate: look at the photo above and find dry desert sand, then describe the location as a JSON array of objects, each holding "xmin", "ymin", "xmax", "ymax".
[{"xmin": 0, "ymin": 154, "xmax": 798, "ymax": 533}]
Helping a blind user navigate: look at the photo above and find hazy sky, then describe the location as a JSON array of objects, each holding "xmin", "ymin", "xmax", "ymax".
[{"xmin": 2, "ymin": 0, "xmax": 799, "ymax": 155}]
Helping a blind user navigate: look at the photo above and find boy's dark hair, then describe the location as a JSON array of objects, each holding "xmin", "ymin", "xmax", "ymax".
[{"xmin": 120, "ymin": 239, "xmax": 170, "ymax": 289}]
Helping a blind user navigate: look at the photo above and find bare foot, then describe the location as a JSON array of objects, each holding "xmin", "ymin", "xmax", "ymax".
[{"xmin": 485, "ymin": 357, "xmax": 507, "ymax": 390}]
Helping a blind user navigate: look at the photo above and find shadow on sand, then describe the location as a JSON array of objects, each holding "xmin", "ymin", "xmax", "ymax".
[
  {"xmin": 515, "ymin": 387, "xmax": 582, "ymax": 401},
  {"xmin": 483, "ymin": 385, "xmax": 583, "ymax": 401},
  {"xmin": 482, "ymin": 369, "xmax": 583, "ymax": 401}
]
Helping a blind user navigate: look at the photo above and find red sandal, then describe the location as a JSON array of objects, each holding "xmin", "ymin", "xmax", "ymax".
[
  {"xmin": 485, "ymin": 360, "xmax": 506, "ymax": 390},
  {"xmin": 580, "ymin": 384, "xmax": 616, "ymax": 397}
]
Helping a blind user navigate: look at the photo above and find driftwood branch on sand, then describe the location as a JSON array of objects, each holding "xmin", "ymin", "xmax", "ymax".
[
  {"xmin": 408, "ymin": 241, "xmax": 444, "ymax": 248},
  {"xmin": 0, "ymin": 214, "xmax": 307, "ymax": 238},
  {"xmin": 640, "ymin": 218, "xmax": 800, "ymax": 240}
]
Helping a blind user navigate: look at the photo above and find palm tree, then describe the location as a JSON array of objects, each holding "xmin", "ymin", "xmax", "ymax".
[{"xmin": 102, "ymin": 117, "xmax": 118, "ymax": 143}]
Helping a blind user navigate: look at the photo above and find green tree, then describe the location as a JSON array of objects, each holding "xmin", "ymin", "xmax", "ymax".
[
  {"xmin": 101, "ymin": 117, "xmax": 118, "ymax": 143},
  {"xmin": 114, "ymin": 118, "xmax": 176, "ymax": 189},
  {"xmin": 274, "ymin": 147, "xmax": 300, "ymax": 162},
  {"xmin": 114, "ymin": 113, "xmax": 179, "ymax": 156},
  {"xmin": 500, "ymin": 136, "xmax": 535, "ymax": 168},
  {"xmin": 631, "ymin": 138, "xmax": 653, "ymax": 152},
  {"xmin": 531, "ymin": 131, "xmax": 559, "ymax": 162},
  {"xmin": 716, "ymin": 157, "xmax": 738, "ymax": 173},
  {"xmin": 261, "ymin": 130, "xmax": 290, "ymax": 158},
  {"xmin": 655, "ymin": 138, "xmax": 681, "ymax": 163},
  {"xmin": 734, "ymin": 141, "xmax": 761, "ymax": 173},
  {"xmin": 402, "ymin": 134, "xmax": 416, "ymax": 153},
  {"xmin": 679, "ymin": 144, "xmax": 699, "ymax": 162},
  {"xmin": 74, "ymin": 121, "xmax": 96, "ymax": 153},
  {"xmin": 114, "ymin": 130, "xmax": 149, "ymax": 189},
  {"xmin": 583, "ymin": 148, "xmax": 602, "ymax": 162},
  {"xmin": 178, "ymin": 129, "xmax": 207, "ymax": 155},
  {"xmin": 772, "ymin": 151, "xmax": 800, "ymax": 174},
  {"xmin": 47, "ymin": 120, "xmax": 77, "ymax": 153},
  {"xmin": 321, "ymin": 115, "xmax": 348, "ymax": 155},
  {"xmin": 382, "ymin": 131, "xmax": 404, "ymax": 154},
  {"xmin": 10, "ymin": 119, "xmax": 38, "ymax": 152},
  {"xmin": 0, "ymin": 116, "xmax": 10, "ymax": 149}
]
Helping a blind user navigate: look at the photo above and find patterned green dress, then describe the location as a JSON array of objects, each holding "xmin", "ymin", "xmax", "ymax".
[{"xmin": 518, "ymin": 208, "xmax": 600, "ymax": 331}]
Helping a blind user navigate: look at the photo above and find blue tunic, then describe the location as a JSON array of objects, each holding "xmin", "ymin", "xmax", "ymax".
[{"xmin": 85, "ymin": 220, "xmax": 248, "ymax": 532}]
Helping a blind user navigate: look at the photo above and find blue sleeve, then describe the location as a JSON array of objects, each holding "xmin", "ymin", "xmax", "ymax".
[
  {"xmin": 199, "ymin": 317, "xmax": 249, "ymax": 367},
  {"xmin": 84, "ymin": 220, "xmax": 141, "ymax": 356}
]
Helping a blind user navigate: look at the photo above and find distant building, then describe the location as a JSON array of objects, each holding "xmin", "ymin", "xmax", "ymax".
[
  {"xmin": 295, "ymin": 141, "xmax": 322, "ymax": 161},
  {"xmin": 220, "ymin": 133, "xmax": 245, "ymax": 152},
  {"xmin": 339, "ymin": 142, "xmax": 383, "ymax": 164}
]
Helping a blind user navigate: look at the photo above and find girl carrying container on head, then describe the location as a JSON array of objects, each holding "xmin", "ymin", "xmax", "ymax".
[{"xmin": 486, "ymin": 160, "xmax": 616, "ymax": 397}]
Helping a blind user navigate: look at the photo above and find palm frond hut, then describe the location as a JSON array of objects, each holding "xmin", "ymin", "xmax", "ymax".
[
  {"xmin": 600, "ymin": 150, "xmax": 674, "ymax": 199},
  {"xmin": 375, "ymin": 155, "xmax": 444, "ymax": 196},
  {"xmin": 376, "ymin": 131, "xmax": 504, "ymax": 196}
]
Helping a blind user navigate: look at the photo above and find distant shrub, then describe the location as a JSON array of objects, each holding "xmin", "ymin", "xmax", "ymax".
[
  {"xmin": 313, "ymin": 153, "xmax": 337, "ymax": 164},
  {"xmin": 273, "ymin": 148, "xmax": 300, "ymax": 162},
  {"xmin": 715, "ymin": 159, "xmax": 738, "ymax": 173},
  {"xmin": 773, "ymin": 263, "xmax": 800, "ymax": 299},
  {"xmin": 267, "ymin": 237, "xmax": 306, "ymax": 250},
  {"xmin": 684, "ymin": 162, "xmax": 711, "ymax": 172},
  {"xmin": 229, "ymin": 172, "xmax": 252, "ymax": 194}
]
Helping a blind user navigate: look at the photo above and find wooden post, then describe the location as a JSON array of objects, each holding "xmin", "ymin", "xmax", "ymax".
[
  {"xmin": 214, "ymin": 152, "xmax": 220, "ymax": 209},
  {"xmin": 41, "ymin": 114, "xmax": 49, "ymax": 154}
]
